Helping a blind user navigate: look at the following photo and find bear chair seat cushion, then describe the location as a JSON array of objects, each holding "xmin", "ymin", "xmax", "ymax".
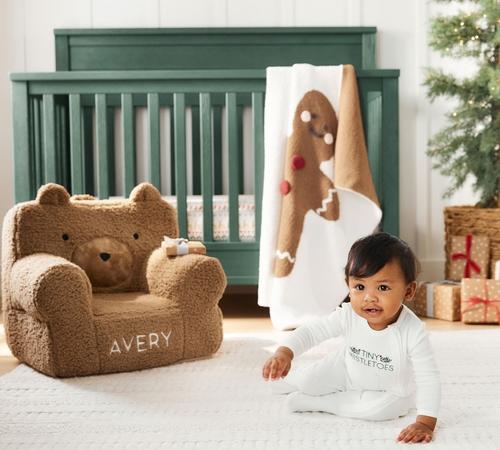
[{"xmin": 1, "ymin": 183, "xmax": 226, "ymax": 377}]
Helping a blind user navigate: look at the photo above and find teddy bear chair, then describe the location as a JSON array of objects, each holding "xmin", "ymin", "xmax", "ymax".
[{"xmin": 1, "ymin": 183, "xmax": 226, "ymax": 377}]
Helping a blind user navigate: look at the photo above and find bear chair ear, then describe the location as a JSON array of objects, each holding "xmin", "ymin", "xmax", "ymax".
[
  {"xmin": 129, "ymin": 183, "xmax": 162, "ymax": 202},
  {"xmin": 36, "ymin": 183, "xmax": 70, "ymax": 206}
]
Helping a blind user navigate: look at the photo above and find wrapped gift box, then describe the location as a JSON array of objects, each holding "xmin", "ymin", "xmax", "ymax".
[
  {"xmin": 461, "ymin": 278, "xmax": 500, "ymax": 324},
  {"xmin": 161, "ymin": 237, "xmax": 206, "ymax": 256},
  {"xmin": 493, "ymin": 260, "xmax": 500, "ymax": 281},
  {"xmin": 448, "ymin": 234, "xmax": 490, "ymax": 281},
  {"xmin": 408, "ymin": 281, "xmax": 461, "ymax": 321}
]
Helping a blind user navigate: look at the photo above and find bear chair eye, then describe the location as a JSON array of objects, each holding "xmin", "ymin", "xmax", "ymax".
[
  {"xmin": 133, "ymin": 233, "xmax": 139, "ymax": 240},
  {"xmin": 62, "ymin": 233, "xmax": 70, "ymax": 241}
]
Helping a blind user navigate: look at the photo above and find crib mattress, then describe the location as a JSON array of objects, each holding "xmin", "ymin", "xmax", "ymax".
[
  {"xmin": 164, "ymin": 195, "xmax": 255, "ymax": 242},
  {"xmin": 107, "ymin": 194, "xmax": 255, "ymax": 241}
]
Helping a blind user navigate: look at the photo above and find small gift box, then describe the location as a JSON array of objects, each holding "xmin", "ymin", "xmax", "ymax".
[
  {"xmin": 433, "ymin": 282, "xmax": 461, "ymax": 321},
  {"xmin": 447, "ymin": 234, "xmax": 490, "ymax": 281},
  {"xmin": 161, "ymin": 237, "xmax": 206, "ymax": 256},
  {"xmin": 409, "ymin": 281, "xmax": 461, "ymax": 321},
  {"xmin": 461, "ymin": 278, "xmax": 500, "ymax": 324}
]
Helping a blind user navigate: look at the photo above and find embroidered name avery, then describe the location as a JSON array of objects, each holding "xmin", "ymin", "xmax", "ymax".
[
  {"xmin": 348, "ymin": 346, "xmax": 394, "ymax": 371},
  {"xmin": 110, "ymin": 330, "xmax": 172, "ymax": 355}
]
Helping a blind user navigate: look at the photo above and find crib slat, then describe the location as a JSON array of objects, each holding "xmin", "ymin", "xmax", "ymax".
[
  {"xmin": 148, "ymin": 93, "xmax": 161, "ymax": 189},
  {"xmin": 69, "ymin": 94, "xmax": 84, "ymax": 194},
  {"xmin": 122, "ymin": 93, "xmax": 136, "ymax": 196},
  {"xmin": 252, "ymin": 92, "xmax": 264, "ymax": 241},
  {"xmin": 170, "ymin": 107, "xmax": 176, "ymax": 195},
  {"xmin": 237, "ymin": 106, "xmax": 244, "ymax": 194},
  {"xmin": 226, "ymin": 93, "xmax": 239, "ymax": 242},
  {"xmin": 366, "ymin": 91, "xmax": 382, "ymax": 201},
  {"xmin": 59, "ymin": 101, "xmax": 70, "ymax": 189},
  {"xmin": 174, "ymin": 93, "xmax": 188, "ymax": 237},
  {"xmin": 192, "ymin": 105, "xmax": 201, "ymax": 194},
  {"xmin": 213, "ymin": 106, "xmax": 223, "ymax": 194},
  {"xmin": 43, "ymin": 94, "xmax": 58, "ymax": 183},
  {"xmin": 28, "ymin": 98, "xmax": 36, "ymax": 187},
  {"xmin": 33, "ymin": 97, "xmax": 43, "ymax": 188},
  {"xmin": 82, "ymin": 107, "xmax": 95, "ymax": 195},
  {"xmin": 200, "ymin": 93, "xmax": 213, "ymax": 241},
  {"xmin": 106, "ymin": 107, "xmax": 116, "ymax": 195},
  {"xmin": 55, "ymin": 104, "xmax": 62, "ymax": 183},
  {"xmin": 96, "ymin": 94, "xmax": 111, "ymax": 198}
]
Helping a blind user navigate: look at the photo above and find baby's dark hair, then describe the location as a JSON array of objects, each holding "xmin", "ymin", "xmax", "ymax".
[{"xmin": 344, "ymin": 232, "xmax": 420, "ymax": 285}]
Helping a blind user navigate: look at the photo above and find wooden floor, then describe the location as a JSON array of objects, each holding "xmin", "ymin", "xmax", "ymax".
[{"xmin": 0, "ymin": 290, "xmax": 495, "ymax": 376}]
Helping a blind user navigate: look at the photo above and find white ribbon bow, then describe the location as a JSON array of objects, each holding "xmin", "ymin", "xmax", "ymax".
[{"xmin": 163, "ymin": 237, "xmax": 189, "ymax": 255}]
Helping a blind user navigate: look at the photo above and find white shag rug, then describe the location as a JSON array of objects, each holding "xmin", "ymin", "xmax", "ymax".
[{"xmin": 1, "ymin": 330, "xmax": 500, "ymax": 449}]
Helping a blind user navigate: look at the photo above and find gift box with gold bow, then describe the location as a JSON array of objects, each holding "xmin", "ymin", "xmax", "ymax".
[
  {"xmin": 447, "ymin": 234, "xmax": 490, "ymax": 281},
  {"xmin": 161, "ymin": 237, "xmax": 206, "ymax": 256},
  {"xmin": 461, "ymin": 278, "xmax": 500, "ymax": 324}
]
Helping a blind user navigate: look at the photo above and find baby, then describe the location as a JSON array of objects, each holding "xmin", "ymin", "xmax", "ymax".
[{"xmin": 262, "ymin": 232, "xmax": 440, "ymax": 444}]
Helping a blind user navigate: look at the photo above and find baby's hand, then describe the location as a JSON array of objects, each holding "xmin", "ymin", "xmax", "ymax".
[
  {"xmin": 262, "ymin": 346, "xmax": 293, "ymax": 381},
  {"xmin": 397, "ymin": 421, "xmax": 433, "ymax": 444}
]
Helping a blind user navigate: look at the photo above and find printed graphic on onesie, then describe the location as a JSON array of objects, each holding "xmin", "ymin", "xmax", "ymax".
[{"xmin": 348, "ymin": 346, "xmax": 395, "ymax": 372}]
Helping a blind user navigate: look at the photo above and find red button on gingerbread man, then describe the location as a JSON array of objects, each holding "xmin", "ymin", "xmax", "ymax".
[{"xmin": 274, "ymin": 90, "xmax": 340, "ymax": 277}]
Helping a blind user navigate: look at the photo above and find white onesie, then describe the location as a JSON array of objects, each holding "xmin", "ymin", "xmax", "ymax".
[{"xmin": 277, "ymin": 303, "xmax": 441, "ymax": 421}]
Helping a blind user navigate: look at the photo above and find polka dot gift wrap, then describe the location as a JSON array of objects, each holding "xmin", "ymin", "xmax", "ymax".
[
  {"xmin": 461, "ymin": 278, "xmax": 500, "ymax": 324},
  {"xmin": 448, "ymin": 234, "xmax": 490, "ymax": 281},
  {"xmin": 408, "ymin": 281, "xmax": 461, "ymax": 321}
]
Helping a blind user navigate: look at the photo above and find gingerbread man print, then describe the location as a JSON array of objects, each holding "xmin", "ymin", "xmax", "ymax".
[{"xmin": 274, "ymin": 90, "xmax": 340, "ymax": 278}]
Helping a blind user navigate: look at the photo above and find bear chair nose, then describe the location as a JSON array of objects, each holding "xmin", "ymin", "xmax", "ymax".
[{"xmin": 100, "ymin": 252, "xmax": 111, "ymax": 262}]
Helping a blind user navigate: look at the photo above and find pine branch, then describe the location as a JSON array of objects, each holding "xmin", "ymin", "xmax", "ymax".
[{"xmin": 425, "ymin": 0, "xmax": 500, "ymax": 206}]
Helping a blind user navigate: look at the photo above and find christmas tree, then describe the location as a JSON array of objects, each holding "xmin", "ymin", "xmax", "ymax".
[{"xmin": 424, "ymin": 0, "xmax": 499, "ymax": 207}]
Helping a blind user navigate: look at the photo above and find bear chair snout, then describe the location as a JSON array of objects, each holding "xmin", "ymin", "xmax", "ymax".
[{"xmin": 72, "ymin": 237, "xmax": 133, "ymax": 288}]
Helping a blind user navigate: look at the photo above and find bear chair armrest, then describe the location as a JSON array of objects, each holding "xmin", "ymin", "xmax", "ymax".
[
  {"xmin": 7, "ymin": 253, "xmax": 100, "ymax": 377},
  {"xmin": 9, "ymin": 253, "xmax": 93, "ymax": 321},
  {"xmin": 146, "ymin": 247, "xmax": 227, "ymax": 312}
]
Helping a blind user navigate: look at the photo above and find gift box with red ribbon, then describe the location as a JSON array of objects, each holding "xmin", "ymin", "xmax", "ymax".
[
  {"xmin": 447, "ymin": 234, "xmax": 490, "ymax": 281},
  {"xmin": 461, "ymin": 278, "xmax": 500, "ymax": 324}
]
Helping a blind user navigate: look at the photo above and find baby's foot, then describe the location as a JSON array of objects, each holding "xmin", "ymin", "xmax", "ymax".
[
  {"xmin": 286, "ymin": 391, "xmax": 335, "ymax": 413},
  {"xmin": 269, "ymin": 378, "xmax": 297, "ymax": 395}
]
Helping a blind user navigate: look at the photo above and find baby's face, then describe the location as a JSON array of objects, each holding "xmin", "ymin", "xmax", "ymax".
[{"xmin": 348, "ymin": 260, "xmax": 417, "ymax": 331}]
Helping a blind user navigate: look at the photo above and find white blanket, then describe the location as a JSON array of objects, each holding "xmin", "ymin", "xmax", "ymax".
[{"xmin": 258, "ymin": 64, "xmax": 382, "ymax": 330}]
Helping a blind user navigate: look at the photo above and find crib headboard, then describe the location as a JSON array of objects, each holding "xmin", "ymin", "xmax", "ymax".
[
  {"xmin": 55, "ymin": 27, "xmax": 377, "ymax": 71},
  {"xmin": 11, "ymin": 28, "xmax": 399, "ymax": 285}
]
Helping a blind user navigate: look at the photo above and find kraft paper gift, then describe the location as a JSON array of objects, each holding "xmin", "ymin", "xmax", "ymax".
[
  {"xmin": 409, "ymin": 281, "xmax": 461, "ymax": 321},
  {"xmin": 162, "ymin": 237, "xmax": 206, "ymax": 256},
  {"xmin": 448, "ymin": 234, "xmax": 490, "ymax": 281},
  {"xmin": 461, "ymin": 278, "xmax": 500, "ymax": 324}
]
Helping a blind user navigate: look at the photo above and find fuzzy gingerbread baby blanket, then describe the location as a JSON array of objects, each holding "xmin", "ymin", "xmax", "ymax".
[{"xmin": 258, "ymin": 64, "xmax": 382, "ymax": 330}]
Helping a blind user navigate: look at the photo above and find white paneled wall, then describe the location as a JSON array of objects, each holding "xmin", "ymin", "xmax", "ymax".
[{"xmin": 0, "ymin": 0, "xmax": 478, "ymax": 283}]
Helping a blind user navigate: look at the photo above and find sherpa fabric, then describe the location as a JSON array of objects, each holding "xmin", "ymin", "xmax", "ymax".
[{"xmin": 1, "ymin": 183, "xmax": 226, "ymax": 377}]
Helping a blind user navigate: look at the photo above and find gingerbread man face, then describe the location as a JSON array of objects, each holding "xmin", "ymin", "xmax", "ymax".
[
  {"xmin": 274, "ymin": 90, "xmax": 340, "ymax": 278},
  {"xmin": 294, "ymin": 90, "xmax": 338, "ymax": 160}
]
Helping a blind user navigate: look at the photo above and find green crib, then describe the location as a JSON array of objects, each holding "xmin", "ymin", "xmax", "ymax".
[{"xmin": 10, "ymin": 28, "xmax": 400, "ymax": 286}]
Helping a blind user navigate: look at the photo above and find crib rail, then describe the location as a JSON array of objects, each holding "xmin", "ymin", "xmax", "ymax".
[{"xmin": 11, "ymin": 69, "xmax": 399, "ymax": 284}]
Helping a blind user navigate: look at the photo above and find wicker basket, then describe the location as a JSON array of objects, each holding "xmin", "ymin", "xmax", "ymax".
[{"xmin": 444, "ymin": 206, "xmax": 500, "ymax": 279}]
